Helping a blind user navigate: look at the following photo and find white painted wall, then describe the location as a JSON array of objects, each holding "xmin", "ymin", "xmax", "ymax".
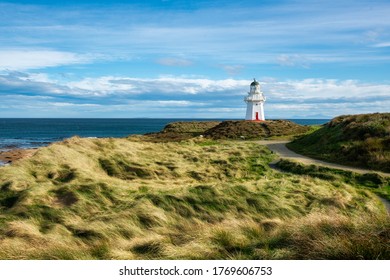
[{"xmin": 244, "ymin": 82, "xmax": 266, "ymax": 120}]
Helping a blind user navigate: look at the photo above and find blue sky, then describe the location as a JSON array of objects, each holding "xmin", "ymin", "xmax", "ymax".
[{"xmin": 0, "ymin": 0, "xmax": 389, "ymax": 118}]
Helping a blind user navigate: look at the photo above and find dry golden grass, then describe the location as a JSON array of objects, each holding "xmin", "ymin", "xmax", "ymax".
[{"xmin": 0, "ymin": 136, "xmax": 388, "ymax": 259}]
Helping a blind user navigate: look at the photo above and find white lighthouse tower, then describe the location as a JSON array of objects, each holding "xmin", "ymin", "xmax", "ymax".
[{"xmin": 244, "ymin": 79, "xmax": 266, "ymax": 121}]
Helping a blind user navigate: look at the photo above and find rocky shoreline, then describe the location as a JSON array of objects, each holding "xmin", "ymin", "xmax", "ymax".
[{"xmin": 0, "ymin": 148, "xmax": 36, "ymax": 165}]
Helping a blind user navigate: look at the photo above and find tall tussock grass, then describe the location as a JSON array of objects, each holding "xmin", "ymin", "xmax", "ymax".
[
  {"xmin": 0, "ymin": 136, "xmax": 389, "ymax": 259},
  {"xmin": 276, "ymin": 159, "xmax": 390, "ymax": 200},
  {"xmin": 288, "ymin": 113, "xmax": 390, "ymax": 172}
]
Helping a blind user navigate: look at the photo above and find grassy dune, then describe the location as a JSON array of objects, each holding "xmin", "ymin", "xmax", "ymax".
[
  {"xmin": 288, "ymin": 113, "xmax": 390, "ymax": 172},
  {"xmin": 204, "ymin": 120, "xmax": 311, "ymax": 140},
  {"xmin": 276, "ymin": 159, "xmax": 390, "ymax": 201},
  {"xmin": 0, "ymin": 136, "xmax": 389, "ymax": 259},
  {"xmin": 145, "ymin": 120, "xmax": 311, "ymax": 142},
  {"xmin": 145, "ymin": 121, "xmax": 221, "ymax": 142}
]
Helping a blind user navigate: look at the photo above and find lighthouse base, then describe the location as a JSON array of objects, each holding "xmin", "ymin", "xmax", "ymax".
[
  {"xmin": 245, "ymin": 111, "xmax": 265, "ymax": 122},
  {"xmin": 245, "ymin": 102, "xmax": 265, "ymax": 121}
]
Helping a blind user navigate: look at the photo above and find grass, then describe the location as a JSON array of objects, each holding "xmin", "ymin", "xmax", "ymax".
[
  {"xmin": 144, "ymin": 120, "xmax": 312, "ymax": 142},
  {"xmin": 160, "ymin": 121, "xmax": 221, "ymax": 134},
  {"xmin": 276, "ymin": 159, "xmax": 390, "ymax": 201},
  {"xmin": 288, "ymin": 113, "xmax": 390, "ymax": 172},
  {"xmin": 0, "ymin": 136, "xmax": 389, "ymax": 259},
  {"xmin": 144, "ymin": 121, "xmax": 221, "ymax": 142},
  {"xmin": 204, "ymin": 120, "xmax": 311, "ymax": 140}
]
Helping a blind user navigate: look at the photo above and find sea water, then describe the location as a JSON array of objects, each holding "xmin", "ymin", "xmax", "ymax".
[{"xmin": 0, "ymin": 118, "xmax": 329, "ymax": 150}]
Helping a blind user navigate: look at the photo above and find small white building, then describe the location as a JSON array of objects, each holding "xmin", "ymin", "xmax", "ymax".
[{"xmin": 244, "ymin": 79, "xmax": 266, "ymax": 121}]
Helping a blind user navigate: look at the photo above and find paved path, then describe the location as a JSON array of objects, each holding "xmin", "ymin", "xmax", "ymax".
[
  {"xmin": 378, "ymin": 197, "xmax": 390, "ymax": 214},
  {"xmin": 257, "ymin": 140, "xmax": 390, "ymax": 177}
]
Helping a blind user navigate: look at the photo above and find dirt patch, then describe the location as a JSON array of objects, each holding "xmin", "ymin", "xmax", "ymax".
[
  {"xmin": 54, "ymin": 188, "xmax": 79, "ymax": 206},
  {"xmin": 0, "ymin": 149, "xmax": 37, "ymax": 165}
]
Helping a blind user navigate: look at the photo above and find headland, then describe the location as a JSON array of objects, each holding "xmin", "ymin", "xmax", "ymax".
[{"xmin": 0, "ymin": 115, "xmax": 389, "ymax": 260}]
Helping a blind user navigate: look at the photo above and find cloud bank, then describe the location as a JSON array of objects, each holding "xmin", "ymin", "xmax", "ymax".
[
  {"xmin": 0, "ymin": 50, "xmax": 94, "ymax": 71},
  {"xmin": 1, "ymin": 72, "xmax": 389, "ymax": 118}
]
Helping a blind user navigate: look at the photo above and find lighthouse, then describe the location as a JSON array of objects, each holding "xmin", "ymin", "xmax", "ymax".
[{"xmin": 244, "ymin": 79, "xmax": 266, "ymax": 121}]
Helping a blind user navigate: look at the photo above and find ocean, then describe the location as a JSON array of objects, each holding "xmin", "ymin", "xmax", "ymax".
[{"xmin": 0, "ymin": 118, "xmax": 329, "ymax": 150}]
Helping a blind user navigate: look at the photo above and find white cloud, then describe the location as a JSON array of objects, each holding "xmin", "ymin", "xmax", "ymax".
[
  {"xmin": 205, "ymin": 108, "xmax": 243, "ymax": 112},
  {"xmin": 154, "ymin": 100, "xmax": 207, "ymax": 107},
  {"xmin": 156, "ymin": 58, "xmax": 193, "ymax": 67},
  {"xmin": 220, "ymin": 65, "xmax": 244, "ymax": 76},
  {"xmin": 266, "ymin": 79, "xmax": 390, "ymax": 100},
  {"xmin": 48, "ymin": 102, "xmax": 101, "ymax": 107},
  {"xmin": 372, "ymin": 42, "xmax": 390, "ymax": 48},
  {"xmin": 0, "ymin": 50, "xmax": 93, "ymax": 70},
  {"xmin": 276, "ymin": 54, "xmax": 310, "ymax": 68},
  {"xmin": 1, "ymin": 72, "xmax": 389, "ymax": 118},
  {"xmin": 3, "ymin": 72, "xmax": 390, "ymax": 103},
  {"xmin": 66, "ymin": 77, "xmax": 249, "ymax": 96}
]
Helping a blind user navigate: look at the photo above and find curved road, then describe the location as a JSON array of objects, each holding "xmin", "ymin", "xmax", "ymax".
[
  {"xmin": 257, "ymin": 140, "xmax": 390, "ymax": 214},
  {"xmin": 258, "ymin": 140, "xmax": 390, "ymax": 177}
]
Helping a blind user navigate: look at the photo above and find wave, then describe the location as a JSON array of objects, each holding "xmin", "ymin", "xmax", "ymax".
[{"xmin": 0, "ymin": 138, "xmax": 62, "ymax": 150}]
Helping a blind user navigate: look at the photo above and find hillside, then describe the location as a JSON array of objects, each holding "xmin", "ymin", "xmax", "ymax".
[
  {"xmin": 288, "ymin": 113, "xmax": 390, "ymax": 172},
  {"xmin": 204, "ymin": 120, "xmax": 310, "ymax": 139},
  {"xmin": 145, "ymin": 120, "xmax": 310, "ymax": 141},
  {"xmin": 144, "ymin": 121, "xmax": 221, "ymax": 142},
  {"xmin": 0, "ymin": 136, "xmax": 389, "ymax": 259}
]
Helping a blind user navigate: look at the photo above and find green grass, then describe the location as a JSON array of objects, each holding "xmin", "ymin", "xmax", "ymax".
[
  {"xmin": 161, "ymin": 121, "xmax": 221, "ymax": 134},
  {"xmin": 0, "ymin": 136, "xmax": 388, "ymax": 259},
  {"xmin": 288, "ymin": 113, "xmax": 390, "ymax": 172},
  {"xmin": 276, "ymin": 159, "xmax": 390, "ymax": 201}
]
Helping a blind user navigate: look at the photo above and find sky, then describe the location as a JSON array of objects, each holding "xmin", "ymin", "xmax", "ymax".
[{"xmin": 0, "ymin": 0, "xmax": 389, "ymax": 119}]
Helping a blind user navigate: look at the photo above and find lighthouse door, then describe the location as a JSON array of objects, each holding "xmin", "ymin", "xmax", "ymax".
[{"xmin": 255, "ymin": 112, "xmax": 259, "ymax": 121}]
